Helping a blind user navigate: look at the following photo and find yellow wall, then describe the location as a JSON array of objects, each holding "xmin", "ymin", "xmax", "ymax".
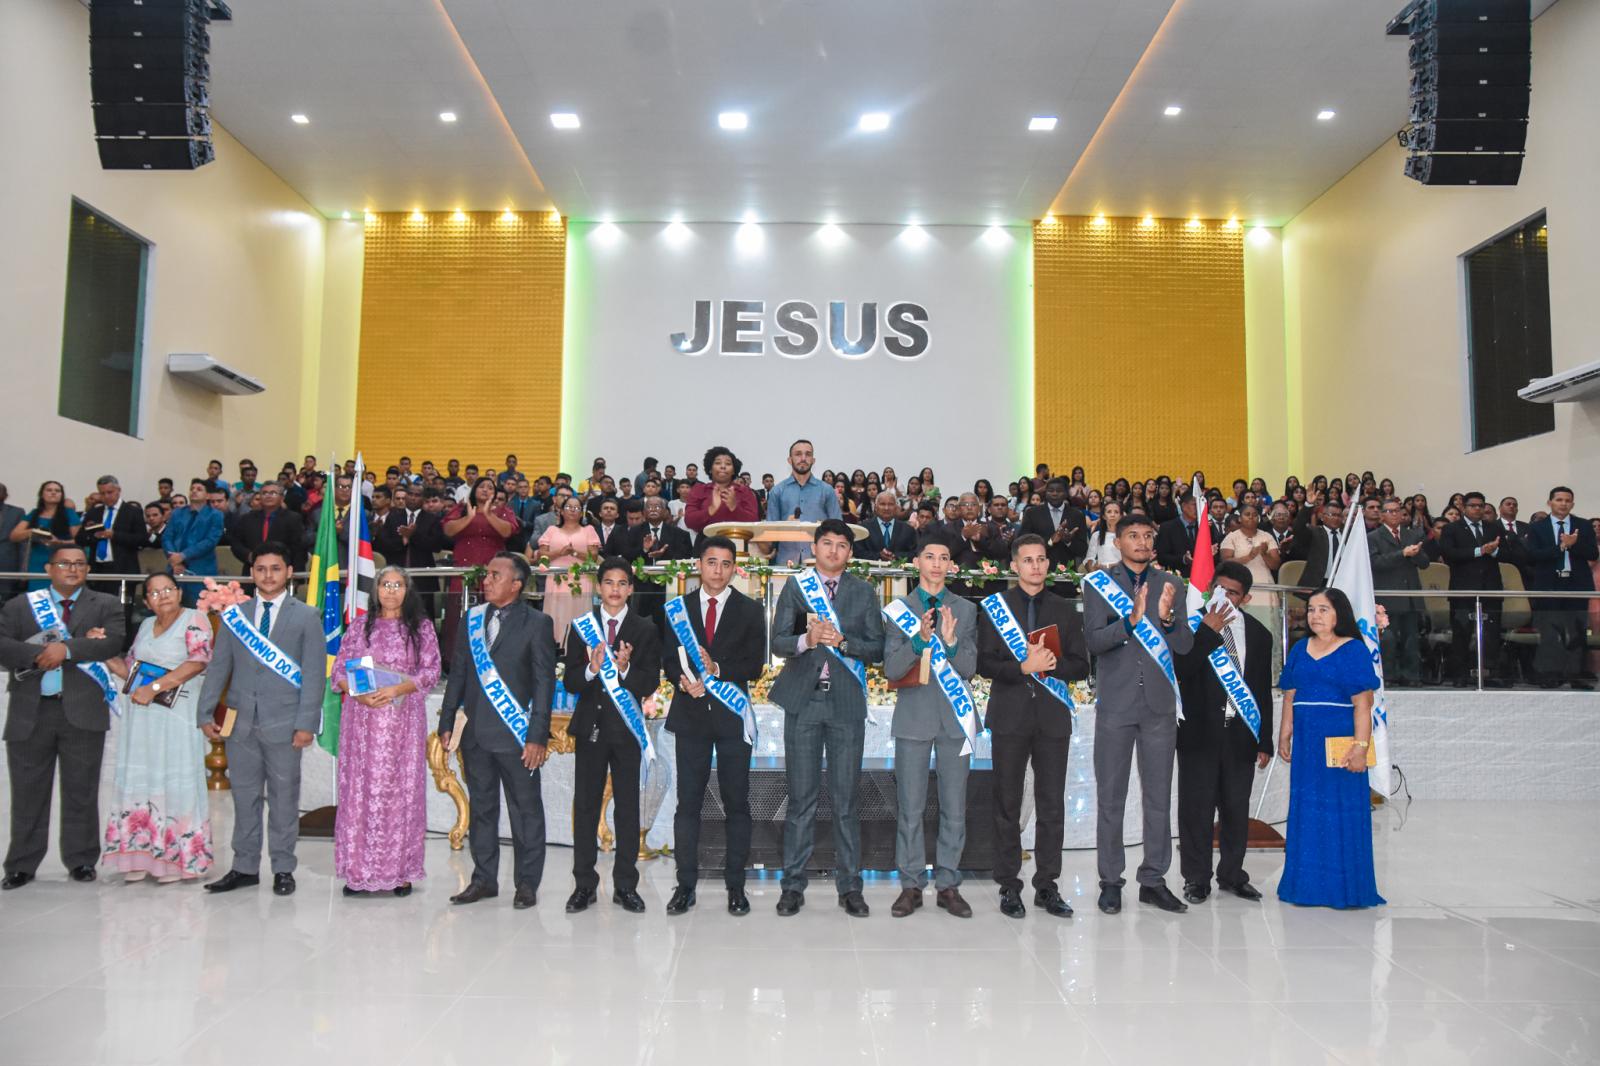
[
  {"xmin": 1033, "ymin": 216, "xmax": 1247, "ymax": 487},
  {"xmin": 355, "ymin": 211, "xmax": 566, "ymax": 476}
]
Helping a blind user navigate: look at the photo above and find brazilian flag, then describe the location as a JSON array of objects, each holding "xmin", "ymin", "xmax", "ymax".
[{"xmin": 309, "ymin": 488, "xmax": 344, "ymax": 756}]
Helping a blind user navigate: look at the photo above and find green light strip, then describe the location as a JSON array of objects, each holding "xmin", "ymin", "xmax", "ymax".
[{"xmin": 559, "ymin": 220, "xmax": 588, "ymax": 474}]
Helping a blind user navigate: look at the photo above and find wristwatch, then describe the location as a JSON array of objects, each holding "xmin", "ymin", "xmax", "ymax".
[{"xmin": 838, "ymin": 639, "xmax": 851, "ymax": 656}]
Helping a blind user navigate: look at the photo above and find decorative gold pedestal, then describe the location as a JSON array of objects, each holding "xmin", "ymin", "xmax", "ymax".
[
  {"xmin": 425, "ymin": 735, "xmax": 469, "ymax": 850},
  {"xmin": 204, "ymin": 738, "xmax": 229, "ymax": 791}
]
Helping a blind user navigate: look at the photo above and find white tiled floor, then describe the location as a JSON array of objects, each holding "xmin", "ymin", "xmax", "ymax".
[{"xmin": 0, "ymin": 800, "xmax": 1596, "ymax": 1065}]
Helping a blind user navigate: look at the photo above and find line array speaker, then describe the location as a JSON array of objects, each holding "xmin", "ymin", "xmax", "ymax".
[{"xmin": 90, "ymin": 0, "xmax": 216, "ymax": 171}]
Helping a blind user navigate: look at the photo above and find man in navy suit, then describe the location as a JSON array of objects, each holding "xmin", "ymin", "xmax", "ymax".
[
  {"xmin": 856, "ymin": 491, "xmax": 916, "ymax": 561},
  {"xmin": 1527, "ymin": 486, "xmax": 1597, "ymax": 690}
]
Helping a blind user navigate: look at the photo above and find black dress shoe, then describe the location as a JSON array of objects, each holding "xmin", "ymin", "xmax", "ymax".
[
  {"xmin": 451, "ymin": 881, "xmax": 500, "ymax": 905},
  {"xmin": 838, "ymin": 890, "xmax": 870, "ymax": 918},
  {"xmin": 665, "ymin": 886, "xmax": 695, "ymax": 915},
  {"xmin": 1222, "ymin": 880, "xmax": 1262, "ymax": 901},
  {"xmin": 1097, "ymin": 884, "xmax": 1122, "ymax": 915},
  {"xmin": 513, "ymin": 884, "xmax": 537, "ymax": 909},
  {"xmin": 564, "ymin": 887, "xmax": 597, "ymax": 913},
  {"xmin": 393, "ymin": 883, "xmax": 412, "ymax": 897},
  {"xmin": 1139, "ymin": 884, "xmax": 1188, "ymax": 913},
  {"xmin": 1573, "ymin": 681, "xmax": 1597, "ymax": 692},
  {"xmin": 273, "ymin": 873, "xmax": 296, "ymax": 896},
  {"xmin": 1034, "ymin": 888, "xmax": 1074, "ymax": 918},
  {"xmin": 727, "ymin": 889, "xmax": 750, "ymax": 916},
  {"xmin": 776, "ymin": 889, "xmax": 804, "ymax": 916},
  {"xmin": 1183, "ymin": 881, "xmax": 1210, "ymax": 905},
  {"xmin": 1, "ymin": 871, "xmax": 34, "ymax": 891},
  {"xmin": 613, "ymin": 888, "xmax": 647, "ymax": 913},
  {"xmin": 204, "ymin": 870, "xmax": 260, "ymax": 894},
  {"xmin": 69, "ymin": 865, "xmax": 96, "ymax": 884},
  {"xmin": 999, "ymin": 888, "xmax": 1026, "ymax": 919},
  {"xmin": 342, "ymin": 885, "xmax": 363, "ymax": 898}
]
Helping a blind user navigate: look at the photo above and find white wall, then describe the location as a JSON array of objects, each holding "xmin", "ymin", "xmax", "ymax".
[
  {"xmin": 1281, "ymin": 0, "xmax": 1599, "ymax": 508},
  {"xmin": 0, "ymin": 0, "xmax": 353, "ymax": 509},
  {"xmin": 561, "ymin": 221, "xmax": 1032, "ymax": 493}
]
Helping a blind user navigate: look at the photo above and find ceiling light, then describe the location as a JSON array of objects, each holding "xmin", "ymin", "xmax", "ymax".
[
  {"xmin": 364, "ymin": 211, "xmax": 378, "ymax": 224},
  {"xmin": 1163, "ymin": 105, "xmax": 1182, "ymax": 117},
  {"xmin": 550, "ymin": 112, "xmax": 580, "ymax": 130},
  {"xmin": 982, "ymin": 226, "xmax": 1012, "ymax": 248},
  {"xmin": 340, "ymin": 211, "xmax": 351, "ymax": 220},
  {"xmin": 1141, "ymin": 215, "xmax": 1156, "ymax": 227},
  {"xmin": 1317, "ymin": 109, "xmax": 1336, "ymax": 121},
  {"xmin": 1186, "ymin": 217, "xmax": 1202, "ymax": 229},
  {"xmin": 736, "ymin": 220, "xmax": 764, "ymax": 254},
  {"xmin": 1040, "ymin": 214, "xmax": 1058, "ymax": 225},
  {"xmin": 718, "ymin": 111, "xmax": 748, "ymax": 131},
  {"xmin": 500, "ymin": 209, "xmax": 517, "ymax": 222},
  {"xmin": 817, "ymin": 223, "xmax": 845, "ymax": 246},
  {"xmin": 1222, "ymin": 217, "xmax": 1240, "ymax": 230},
  {"xmin": 664, "ymin": 220, "xmax": 691, "ymax": 244},
  {"xmin": 290, "ymin": 113, "xmax": 309, "ymax": 125},
  {"xmin": 409, "ymin": 209, "xmax": 426, "ymax": 222},
  {"xmin": 901, "ymin": 224, "xmax": 929, "ymax": 249},
  {"xmin": 451, "ymin": 209, "xmax": 467, "ymax": 222},
  {"xmin": 1249, "ymin": 226, "xmax": 1274, "ymax": 246},
  {"xmin": 439, "ymin": 111, "xmax": 458, "ymax": 123},
  {"xmin": 1092, "ymin": 213, "xmax": 1108, "ymax": 227},
  {"xmin": 1028, "ymin": 116, "xmax": 1058, "ymax": 132},
  {"xmin": 857, "ymin": 111, "xmax": 891, "ymax": 133},
  {"xmin": 548, "ymin": 210, "xmax": 562, "ymax": 223}
]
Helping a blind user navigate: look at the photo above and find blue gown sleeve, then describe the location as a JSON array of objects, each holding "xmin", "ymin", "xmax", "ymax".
[{"xmin": 1341, "ymin": 639, "xmax": 1381, "ymax": 698}]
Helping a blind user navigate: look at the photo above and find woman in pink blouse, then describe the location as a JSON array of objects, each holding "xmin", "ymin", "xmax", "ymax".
[
  {"xmin": 535, "ymin": 494, "xmax": 601, "ymax": 644},
  {"xmin": 684, "ymin": 445, "xmax": 759, "ymax": 533},
  {"xmin": 441, "ymin": 476, "xmax": 519, "ymax": 647}
]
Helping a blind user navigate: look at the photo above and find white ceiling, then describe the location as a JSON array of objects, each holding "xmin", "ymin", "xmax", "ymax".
[{"xmin": 201, "ymin": 0, "xmax": 1561, "ymax": 226}]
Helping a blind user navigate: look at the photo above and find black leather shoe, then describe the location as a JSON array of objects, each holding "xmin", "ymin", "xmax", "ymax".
[
  {"xmin": 1034, "ymin": 888, "xmax": 1074, "ymax": 918},
  {"xmin": 936, "ymin": 888, "xmax": 973, "ymax": 918},
  {"xmin": 776, "ymin": 889, "xmax": 804, "ymax": 916},
  {"xmin": 1222, "ymin": 880, "xmax": 1262, "ymax": 901},
  {"xmin": 1574, "ymin": 681, "xmax": 1597, "ymax": 692},
  {"xmin": 451, "ymin": 881, "xmax": 499, "ymax": 905},
  {"xmin": 838, "ymin": 890, "xmax": 870, "ymax": 918},
  {"xmin": 564, "ymin": 887, "xmax": 597, "ymax": 913},
  {"xmin": 1, "ymin": 871, "xmax": 34, "ymax": 891},
  {"xmin": 342, "ymin": 885, "xmax": 363, "ymax": 898},
  {"xmin": 1139, "ymin": 884, "xmax": 1188, "ymax": 913},
  {"xmin": 272, "ymin": 873, "xmax": 296, "ymax": 896},
  {"xmin": 727, "ymin": 889, "xmax": 750, "ymax": 916},
  {"xmin": 1183, "ymin": 881, "xmax": 1210, "ymax": 904},
  {"xmin": 205, "ymin": 870, "xmax": 260, "ymax": 893},
  {"xmin": 614, "ymin": 888, "xmax": 647, "ymax": 913},
  {"xmin": 69, "ymin": 865, "xmax": 96, "ymax": 883},
  {"xmin": 1097, "ymin": 884, "xmax": 1122, "ymax": 914},
  {"xmin": 999, "ymin": 888, "xmax": 1026, "ymax": 919},
  {"xmin": 665, "ymin": 886, "xmax": 695, "ymax": 915},
  {"xmin": 393, "ymin": 883, "xmax": 412, "ymax": 897},
  {"xmin": 513, "ymin": 884, "xmax": 537, "ymax": 909}
]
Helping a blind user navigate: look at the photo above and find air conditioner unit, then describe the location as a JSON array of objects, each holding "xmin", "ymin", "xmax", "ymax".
[
  {"xmin": 1516, "ymin": 357, "xmax": 1600, "ymax": 404},
  {"xmin": 166, "ymin": 353, "xmax": 265, "ymax": 396}
]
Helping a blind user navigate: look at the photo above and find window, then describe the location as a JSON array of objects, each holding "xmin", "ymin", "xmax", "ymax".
[
  {"xmin": 59, "ymin": 198, "xmax": 148, "ymax": 436},
  {"xmin": 1463, "ymin": 212, "xmax": 1553, "ymax": 451}
]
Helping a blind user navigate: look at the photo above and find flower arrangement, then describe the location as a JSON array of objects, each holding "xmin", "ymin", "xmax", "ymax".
[
  {"xmin": 521, "ymin": 558, "xmax": 1080, "ymax": 590},
  {"xmin": 195, "ymin": 577, "xmax": 250, "ymax": 614}
]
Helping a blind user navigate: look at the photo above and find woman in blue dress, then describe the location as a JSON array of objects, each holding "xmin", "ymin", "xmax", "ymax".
[
  {"xmin": 1276, "ymin": 586, "xmax": 1385, "ymax": 909},
  {"xmin": 6, "ymin": 481, "xmax": 81, "ymax": 592}
]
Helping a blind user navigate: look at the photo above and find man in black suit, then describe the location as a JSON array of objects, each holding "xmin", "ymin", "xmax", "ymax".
[
  {"xmin": 1527, "ymin": 486, "xmax": 1597, "ymax": 690},
  {"xmin": 1155, "ymin": 496, "xmax": 1209, "ymax": 578},
  {"xmin": 976, "ymin": 533, "xmax": 1089, "ymax": 919},
  {"xmin": 856, "ymin": 491, "xmax": 916, "ymax": 561},
  {"xmin": 615, "ymin": 497, "xmax": 692, "ymax": 621},
  {"xmin": 1494, "ymin": 496, "xmax": 1533, "ymax": 586},
  {"xmin": 1439, "ymin": 491, "xmax": 1505, "ymax": 687},
  {"xmin": 1289, "ymin": 497, "xmax": 1346, "ymax": 588},
  {"xmin": 0, "ymin": 546, "xmax": 124, "ymax": 889},
  {"xmin": 978, "ymin": 495, "xmax": 1021, "ymax": 562},
  {"xmin": 75, "ymin": 475, "xmax": 145, "ymax": 577},
  {"xmin": 661, "ymin": 536, "xmax": 766, "ymax": 917},
  {"xmin": 438, "ymin": 552, "xmax": 557, "ymax": 909},
  {"xmin": 1018, "ymin": 477, "xmax": 1087, "ymax": 593},
  {"xmin": 231, "ymin": 483, "xmax": 306, "ymax": 570},
  {"xmin": 593, "ymin": 498, "xmax": 625, "ymax": 556},
  {"xmin": 304, "ymin": 474, "xmax": 364, "ymax": 568},
  {"xmin": 563, "ymin": 557, "xmax": 662, "ymax": 914},
  {"xmin": 383, "ymin": 487, "xmax": 447, "ymax": 617},
  {"xmin": 1174, "ymin": 562, "xmax": 1274, "ymax": 905},
  {"xmin": 1369, "ymin": 497, "xmax": 1430, "ymax": 686}
]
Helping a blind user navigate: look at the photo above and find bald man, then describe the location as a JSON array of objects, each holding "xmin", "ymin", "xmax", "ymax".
[{"xmin": 857, "ymin": 492, "xmax": 916, "ymax": 561}]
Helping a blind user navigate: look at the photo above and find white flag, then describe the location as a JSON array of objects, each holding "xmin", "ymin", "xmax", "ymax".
[{"xmin": 1328, "ymin": 504, "xmax": 1393, "ymax": 796}]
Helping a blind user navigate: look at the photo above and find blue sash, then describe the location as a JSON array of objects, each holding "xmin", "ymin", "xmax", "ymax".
[
  {"xmin": 792, "ymin": 569, "xmax": 868, "ymax": 689},
  {"xmin": 882, "ymin": 599, "xmax": 978, "ymax": 755},
  {"xmin": 26, "ymin": 591, "xmax": 119, "ymax": 712},
  {"xmin": 1082, "ymin": 569, "xmax": 1184, "ymax": 720},
  {"xmin": 979, "ymin": 592, "xmax": 1075, "ymax": 714},
  {"xmin": 663, "ymin": 595, "xmax": 755, "ymax": 744},
  {"xmin": 465, "ymin": 604, "xmax": 530, "ymax": 745},
  {"xmin": 570, "ymin": 612, "xmax": 655, "ymax": 761},
  {"xmin": 1205, "ymin": 638, "xmax": 1263, "ymax": 741},
  {"xmin": 219, "ymin": 604, "xmax": 303, "ymax": 689}
]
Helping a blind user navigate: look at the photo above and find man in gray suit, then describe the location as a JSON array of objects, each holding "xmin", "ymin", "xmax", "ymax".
[
  {"xmin": 883, "ymin": 535, "xmax": 979, "ymax": 919},
  {"xmin": 1, "ymin": 545, "xmax": 124, "ymax": 889},
  {"xmin": 197, "ymin": 541, "xmax": 327, "ymax": 897},
  {"xmin": 439, "ymin": 552, "xmax": 556, "ymax": 910},
  {"xmin": 768, "ymin": 519, "xmax": 885, "ymax": 917},
  {"xmin": 1369, "ymin": 497, "xmax": 1429, "ymax": 686},
  {"xmin": 1083, "ymin": 513, "xmax": 1193, "ymax": 915}
]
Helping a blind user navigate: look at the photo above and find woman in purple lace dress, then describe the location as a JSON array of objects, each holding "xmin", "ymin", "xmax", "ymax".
[{"xmin": 331, "ymin": 566, "xmax": 441, "ymax": 896}]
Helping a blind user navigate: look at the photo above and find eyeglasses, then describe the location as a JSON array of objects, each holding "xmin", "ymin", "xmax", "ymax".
[
  {"xmin": 379, "ymin": 581, "xmax": 406, "ymax": 591},
  {"xmin": 147, "ymin": 586, "xmax": 179, "ymax": 597},
  {"xmin": 50, "ymin": 561, "xmax": 89, "ymax": 570}
]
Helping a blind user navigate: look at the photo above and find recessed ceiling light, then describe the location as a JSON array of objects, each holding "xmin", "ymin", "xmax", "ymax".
[
  {"xmin": 550, "ymin": 112, "xmax": 580, "ymax": 130},
  {"xmin": 340, "ymin": 211, "xmax": 351, "ymax": 220},
  {"xmin": 1316, "ymin": 109, "xmax": 1336, "ymax": 121},
  {"xmin": 718, "ymin": 111, "xmax": 748, "ymax": 131},
  {"xmin": 439, "ymin": 111, "xmax": 457, "ymax": 123},
  {"xmin": 901, "ymin": 224, "xmax": 929, "ymax": 249},
  {"xmin": 290, "ymin": 113, "xmax": 309, "ymax": 125},
  {"xmin": 409, "ymin": 209, "xmax": 426, "ymax": 222},
  {"xmin": 500, "ymin": 209, "xmax": 517, "ymax": 222},
  {"xmin": 1028, "ymin": 116, "xmax": 1058, "ymax": 132},
  {"xmin": 1163, "ymin": 105, "xmax": 1182, "ymax": 117},
  {"xmin": 857, "ymin": 111, "xmax": 891, "ymax": 133}
]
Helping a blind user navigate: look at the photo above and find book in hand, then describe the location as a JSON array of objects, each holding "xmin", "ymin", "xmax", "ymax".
[
  {"xmin": 123, "ymin": 660, "xmax": 180, "ymax": 707},
  {"xmin": 1027, "ymin": 624, "xmax": 1061, "ymax": 660},
  {"xmin": 344, "ymin": 656, "xmax": 409, "ymax": 697},
  {"xmin": 1324, "ymin": 736, "xmax": 1376, "ymax": 768},
  {"xmin": 888, "ymin": 647, "xmax": 932, "ymax": 689}
]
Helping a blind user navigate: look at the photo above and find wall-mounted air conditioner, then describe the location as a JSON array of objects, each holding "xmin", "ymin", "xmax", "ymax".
[
  {"xmin": 1517, "ymin": 358, "xmax": 1600, "ymax": 404},
  {"xmin": 166, "ymin": 353, "xmax": 265, "ymax": 396}
]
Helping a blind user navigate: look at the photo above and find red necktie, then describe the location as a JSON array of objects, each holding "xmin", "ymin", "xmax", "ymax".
[
  {"xmin": 262, "ymin": 512, "xmax": 272, "ymax": 538},
  {"xmin": 607, "ymin": 617, "xmax": 618, "ymax": 647},
  {"xmin": 59, "ymin": 599, "xmax": 74, "ymax": 627},
  {"xmin": 704, "ymin": 596, "xmax": 718, "ymax": 646}
]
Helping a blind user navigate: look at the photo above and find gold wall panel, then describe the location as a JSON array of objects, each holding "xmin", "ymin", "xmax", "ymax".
[
  {"xmin": 1033, "ymin": 216, "xmax": 1247, "ymax": 491},
  {"xmin": 355, "ymin": 211, "xmax": 565, "ymax": 477}
]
